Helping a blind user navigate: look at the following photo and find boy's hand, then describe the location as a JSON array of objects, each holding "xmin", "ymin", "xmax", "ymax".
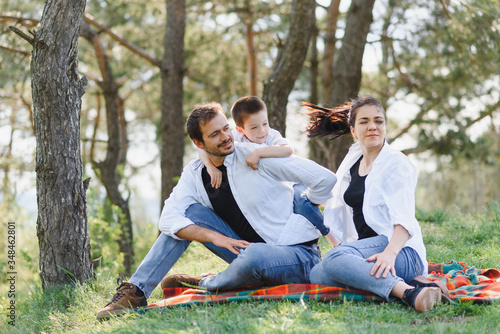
[
  {"xmin": 207, "ymin": 165, "xmax": 222, "ymax": 189},
  {"xmin": 246, "ymin": 150, "xmax": 261, "ymax": 170}
]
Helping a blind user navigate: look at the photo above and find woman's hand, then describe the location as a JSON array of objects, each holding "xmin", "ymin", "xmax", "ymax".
[
  {"xmin": 367, "ymin": 224, "xmax": 411, "ymax": 279},
  {"xmin": 366, "ymin": 249, "xmax": 398, "ymax": 279}
]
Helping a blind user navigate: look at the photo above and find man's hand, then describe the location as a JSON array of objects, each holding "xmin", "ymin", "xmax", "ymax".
[
  {"xmin": 176, "ymin": 224, "xmax": 251, "ymax": 255},
  {"xmin": 246, "ymin": 150, "xmax": 262, "ymax": 170},
  {"xmin": 212, "ymin": 235, "xmax": 252, "ymax": 254}
]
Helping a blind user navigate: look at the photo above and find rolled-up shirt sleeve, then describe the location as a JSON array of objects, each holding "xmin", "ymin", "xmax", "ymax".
[
  {"xmin": 258, "ymin": 155, "xmax": 336, "ymax": 205},
  {"xmin": 158, "ymin": 164, "xmax": 199, "ymax": 239},
  {"xmin": 382, "ymin": 157, "xmax": 419, "ymax": 238}
]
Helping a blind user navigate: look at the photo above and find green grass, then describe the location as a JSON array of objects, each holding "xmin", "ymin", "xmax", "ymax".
[{"xmin": 2, "ymin": 202, "xmax": 500, "ymax": 333}]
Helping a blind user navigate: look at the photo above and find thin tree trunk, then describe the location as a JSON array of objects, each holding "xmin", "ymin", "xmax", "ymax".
[
  {"xmin": 321, "ymin": 0, "xmax": 341, "ymax": 106},
  {"xmin": 31, "ymin": 0, "xmax": 92, "ymax": 288},
  {"xmin": 81, "ymin": 22, "xmax": 134, "ymax": 276},
  {"xmin": 309, "ymin": 0, "xmax": 375, "ymax": 171},
  {"xmin": 161, "ymin": 0, "xmax": 186, "ymax": 208},
  {"xmin": 2, "ymin": 108, "xmax": 15, "ymax": 203},
  {"xmin": 262, "ymin": 0, "xmax": 315, "ymax": 136},
  {"xmin": 309, "ymin": 22, "xmax": 319, "ymax": 104},
  {"xmin": 308, "ymin": 0, "xmax": 341, "ymax": 168},
  {"xmin": 245, "ymin": 8, "xmax": 258, "ymax": 96}
]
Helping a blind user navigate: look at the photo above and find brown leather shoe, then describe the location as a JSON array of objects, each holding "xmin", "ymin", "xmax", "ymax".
[
  {"xmin": 410, "ymin": 275, "xmax": 451, "ymax": 302},
  {"xmin": 402, "ymin": 286, "xmax": 441, "ymax": 313},
  {"xmin": 96, "ymin": 282, "xmax": 147, "ymax": 319},
  {"xmin": 160, "ymin": 274, "xmax": 204, "ymax": 289},
  {"xmin": 428, "ymin": 263, "xmax": 442, "ymax": 274}
]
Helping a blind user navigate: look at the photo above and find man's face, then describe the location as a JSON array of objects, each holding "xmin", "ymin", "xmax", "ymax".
[{"xmin": 196, "ymin": 112, "xmax": 235, "ymax": 158}]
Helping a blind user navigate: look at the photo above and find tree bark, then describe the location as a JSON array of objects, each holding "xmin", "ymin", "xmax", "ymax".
[
  {"xmin": 321, "ymin": 0, "xmax": 341, "ymax": 105},
  {"xmin": 309, "ymin": 22, "xmax": 319, "ymax": 104},
  {"xmin": 309, "ymin": 0, "xmax": 375, "ymax": 171},
  {"xmin": 80, "ymin": 22, "xmax": 134, "ymax": 276},
  {"xmin": 245, "ymin": 10, "xmax": 258, "ymax": 96},
  {"xmin": 31, "ymin": 0, "xmax": 92, "ymax": 288},
  {"xmin": 161, "ymin": 0, "xmax": 186, "ymax": 207},
  {"xmin": 262, "ymin": 0, "xmax": 315, "ymax": 136}
]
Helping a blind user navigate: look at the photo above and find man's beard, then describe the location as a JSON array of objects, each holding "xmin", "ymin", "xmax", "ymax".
[{"xmin": 204, "ymin": 138, "xmax": 234, "ymax": 157}]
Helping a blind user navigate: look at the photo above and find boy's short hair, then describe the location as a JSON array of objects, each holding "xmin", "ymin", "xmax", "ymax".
[
  {"xmin": 230, "ymin": 96, "xmax": 267, "ymax": 127},
  {"xmin": 186, "ymin": 102, "xmax": 224, "ymax": 143}
]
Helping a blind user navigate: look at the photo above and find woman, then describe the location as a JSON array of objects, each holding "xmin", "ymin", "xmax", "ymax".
[{"xmin": 304, "ymin": 96, "xmax": 444, "ymax": 312}]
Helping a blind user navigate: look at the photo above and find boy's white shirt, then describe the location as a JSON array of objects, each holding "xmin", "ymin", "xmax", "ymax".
[
  {"xmin": 231, "ymin": 128, "xmax": 290, "ymax": 146},
  {"xmin": 159, "ymin": 143, "xmax": 337, "ymax": 246}
]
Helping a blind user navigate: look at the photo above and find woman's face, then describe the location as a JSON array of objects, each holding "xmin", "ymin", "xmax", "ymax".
[{"xmin": 350, "ymin": 105, "xmax": 386, "ymax": 151}]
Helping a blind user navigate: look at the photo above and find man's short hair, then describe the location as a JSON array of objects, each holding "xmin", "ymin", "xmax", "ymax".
[
  {"xmin": 230, "ymin": 96, "xmax": 267, "ymax": 127},
  {"xmin": 186, "ymin": 102, "xmax": 224, "ymax": 143}
]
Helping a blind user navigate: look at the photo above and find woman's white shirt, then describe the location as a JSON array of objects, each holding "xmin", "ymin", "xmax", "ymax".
[{"xmin": 325, "ymin": 142, "xmax": 428, "ymax": 276}]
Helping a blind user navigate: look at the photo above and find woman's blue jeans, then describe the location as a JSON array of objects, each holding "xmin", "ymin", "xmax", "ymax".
[
  {"xmin": 130, "ymin": 203, "xmax": 321, "ymax": 298},
  {"xmin": 309, "ymin": 235, "xmax": 423, "ymax": 301}
]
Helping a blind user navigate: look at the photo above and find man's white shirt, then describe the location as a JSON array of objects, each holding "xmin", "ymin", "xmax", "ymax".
[{"xmin": 159, "ymin": 142, "xmax": 336, "ymax": 246}]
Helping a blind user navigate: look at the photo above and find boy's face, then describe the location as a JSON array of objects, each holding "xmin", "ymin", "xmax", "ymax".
[{"xmin": 237, "ymin": 109, "xmax": 270, "ymax": 144}]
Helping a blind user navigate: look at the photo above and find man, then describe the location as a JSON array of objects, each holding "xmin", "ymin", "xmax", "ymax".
[{"xmin": 96, "ymin": 102, "xmax": 336, "ymax": 319}]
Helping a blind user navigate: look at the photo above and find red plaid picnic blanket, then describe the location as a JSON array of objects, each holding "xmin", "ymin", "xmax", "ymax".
[
  {"xmin": 147, "ymin": 261, "xmax": 500, "ymax": 309},
  {"xmin": 147, "ymin": 284, "xmax": 381, "ymax": 309},
  {"xmin": 427, "ymin": 261, "xmax": 500, "ymax": 303}
]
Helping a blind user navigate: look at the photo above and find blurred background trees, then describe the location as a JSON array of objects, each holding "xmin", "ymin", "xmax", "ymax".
[{"xmin": 1, "ymin": 0, "xmax": 498, "ymax": 279}]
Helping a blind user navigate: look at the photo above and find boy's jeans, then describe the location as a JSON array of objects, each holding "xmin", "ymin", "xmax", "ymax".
[
  {"xmin": 293, "ymin": 184, "xmax": 330, "ymax": 236},
  {"xmin": 130, "ymin": 203, "xmax": 321, "ymax": 298}
]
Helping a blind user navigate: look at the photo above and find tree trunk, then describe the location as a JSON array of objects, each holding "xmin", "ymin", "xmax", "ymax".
[
  {"xmin": 161, "ymin": 0, "xmax": 185, "ymax": 208},
  {"xmin": 309, "ymin": 0, "xmax": 375, "ymax": 171},
  {"xmin": 31, "ymin": 0, "xmax": 92, "ymax": 288},
  {"xmin": 321, "ymin": 0, "xmax": 341, "ymax": 106},
  {"xmin": 80, "ymin": 22, "xmax": 134, "ymax": 276},
  {"xmin": 262, "ymin": 0, "xmax": 315, "ymax": 136},
  {"xmin": 2, "ymin": 108, "xmax": 15, "ymax": 204},
  {"xmin": 309, "ymin": 22, "xmax": 319, "ymax": 104},
  {"xmin": 245, "ymin": 12, "xmax": 258, "ymax": 96}
]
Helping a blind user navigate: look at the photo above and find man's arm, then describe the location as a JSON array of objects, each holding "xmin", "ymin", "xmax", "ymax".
[
  {"xmin": 159, "ymin": 162, "xmax": 204, "ymax": 237},
  {"xmin": 176, "ymin": 224, "xmax": 251, "ymax": 254}
]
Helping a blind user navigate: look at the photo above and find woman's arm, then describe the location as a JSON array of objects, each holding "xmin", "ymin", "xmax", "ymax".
[{"xmin": 366, "ymin": 224, "xmax": 410, "ymax": 279}]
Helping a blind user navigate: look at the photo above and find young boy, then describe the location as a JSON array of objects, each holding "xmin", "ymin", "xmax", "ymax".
[{"xmin": 199, "ymin": 96, "xmax": 335, "ymax": 243}]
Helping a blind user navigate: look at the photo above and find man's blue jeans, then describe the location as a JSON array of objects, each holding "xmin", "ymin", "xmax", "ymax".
[
  {"xmin": 309, "ymin": 235, "xmax": 423, "ymax": 301},
  {"xmin": 130, "ymin": 204, "xmax": 321, "ymax": 298}
]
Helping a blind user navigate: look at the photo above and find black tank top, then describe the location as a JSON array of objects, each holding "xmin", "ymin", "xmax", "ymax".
[{"xmin": 343, "ymin": 157, "xmax": 378, "ymax": 240}]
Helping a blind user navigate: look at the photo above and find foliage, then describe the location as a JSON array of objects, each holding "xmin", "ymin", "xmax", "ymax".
[
  {"xmin": 369, "ymin": 0, "xmax": 500, "ymax": 160},
  {"xmin": 2, "ymin": 203, "xmax": 500, "ymax": 333},
  {"xmin": 87, "ymin": 187, "xmax": 160, "ymax": 276},
  {"xmin": 416, "ymin": 127, "xmax": 499, "ymax": 212}
]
